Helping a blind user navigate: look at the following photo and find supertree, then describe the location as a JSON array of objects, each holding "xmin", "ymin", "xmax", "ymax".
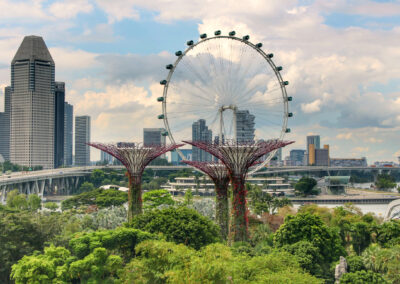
[
  {"xmin": 183, "ymin": 139, "xmax": 294, "ymax": 242},
  {"xmin": 88, "ymin": 142, "xmax": 183, "ymax": 221},
  {"xmin": 183, "ymin": 161, "xmax": 230, "ymax": 239}
]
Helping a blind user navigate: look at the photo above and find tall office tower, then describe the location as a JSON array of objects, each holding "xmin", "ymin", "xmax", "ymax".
[
  {"xmin": 0, "ymin": 86, "xmax": 11, "ymax": 161},
  {"xmin": 10, "ymin": 36, "xmax": 55, "ymax": 169},
  {"xmin": 192, "ymin": 119, "xmax": 212, "ymax": 162},
  {"xmin": 236, "ymin": 110, "xmax": 255, "ymax": 143},
  {"xmin": 54, "ymin": 82, "xmax": 65, "ymax": 168},
  {"xmin": 64, "ymin": 102, "xmax": 73, "ymax": 166},
  {"xmin": 307, "ymin": 135, "xmax": 320, "ymax": 149},
  {"xmin": 143, "ymin": 128, "xmax": 166, "ymax": 146},
  {"xmin": 75, "ymin": 116, "xmax": 91, "ymax": 166},
  {"xmin": 306, "ymin": 135, "xmax": 320, "ymax": 165},
  {"xmin": 290, "ymin": 149, "xmax": 306, "ymax": 166},
  {"xmin": 315, "ymin": 145, "xmax": 330, "ymax": 166}
]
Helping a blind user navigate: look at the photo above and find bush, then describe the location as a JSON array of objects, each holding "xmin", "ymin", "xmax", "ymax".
[
  {"xmin": 61, "ymin": 188, "xmax": 127, "ymax": 210},
  {"xmin": 346, "ymin": 255, "xmax": 365, "ymax": 272},
  {"xmin": 69, "ymin": 227, "xmax": 158, "ymax": 260},
  {"xmin": 128, "ymin": 206, "xmax": 221, "ymax": 249},
  {"xmin": 274, "ymin": 213, "xmax": 345, "ymax": 264},
  {"xmin": 340, "ymin": 270, "xmax": 388, "ymax": 283},
  {"xmin": 143, "ymin": 189, "xmax": 175, "ymax": 209}
]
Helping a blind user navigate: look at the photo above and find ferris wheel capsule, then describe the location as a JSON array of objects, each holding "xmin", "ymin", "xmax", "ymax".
[
  {"xmin": 214, "ymin": 30, "xmax": 221, "ymax": 36},
  {"xmin": 200, "ymin": 33, "xmax": 207, "ymax": 39}
]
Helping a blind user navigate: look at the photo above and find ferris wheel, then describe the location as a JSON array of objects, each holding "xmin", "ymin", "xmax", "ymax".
[{"xmin": 157, "ymin": 30, "xmax": 292, "ymax": 173}]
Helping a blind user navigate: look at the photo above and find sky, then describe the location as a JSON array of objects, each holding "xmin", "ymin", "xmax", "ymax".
[{"xmin": 0, "ymin": 0, "xmax": 400, "ymax": 163}]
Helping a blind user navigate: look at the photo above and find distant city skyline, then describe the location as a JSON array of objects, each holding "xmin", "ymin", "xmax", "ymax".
[{"xmin": 0, "ymin": 1, "xmax": 399, "ymax": 162}]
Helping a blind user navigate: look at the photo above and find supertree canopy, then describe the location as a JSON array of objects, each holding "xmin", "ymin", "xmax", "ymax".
[
  {"xmin": 184, "ymin": 161, "xmax": 230, "ymax": 240},
  {"xmin": 88, "ymin": 142, "xmax": 183, "ymax": 221},
  {"xmin": 184, "ymin": 139, "xmax": 294, "ymax": 242}
]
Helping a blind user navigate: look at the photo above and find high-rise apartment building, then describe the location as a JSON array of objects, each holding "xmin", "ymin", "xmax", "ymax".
[
  {"xmin": 0, "ymin": 86, "xmax": 11, "ymax": 161},
  {"xmin": 75, "ymin": 116, "xmax": 91, "ymax": 166},
  {"xmin": 192, "ymin": 119, "xmax": 212, "ymax": 162},
  {"xmin": 143, "ymin": 128, "xmax": 166, "ymax": 146},
  {"xmin": 307, "ymin": 135, "xmax": 320, "ymax": 149},
  {"xmin": 54, "ymin": 82, "xmax": 65, "ymax": 168},
  {"xmin": 289, "ymin": 149, "xmax": 306, "ymax": 166},
  {"xmin": 64, "ymin": 102, "xmax": 73, "ymax": 166},
  {"xmin": 10, "ymin": 36, "xmax": 55, "ymax": 169},
  {"xmin": 236, "ymin": 110, "xmax": 255, "ymax": 143}
]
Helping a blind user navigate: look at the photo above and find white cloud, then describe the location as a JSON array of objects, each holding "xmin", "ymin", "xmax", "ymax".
[
  {"xmin": 48, "ymin": 0, "xmax": 93, "ymax": 19},
  {"xmin": 301, "ymin": 99, "xmax": 322, "ymax": 113},
  {"xmin": 336, "ymin": 133, "xmax": 353, "ymax": 140}
]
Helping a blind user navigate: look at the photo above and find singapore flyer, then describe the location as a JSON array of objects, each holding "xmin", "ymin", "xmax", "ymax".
[{"xmin": 158, "ymin": 30, "xmax": 292, "ymax": 173}]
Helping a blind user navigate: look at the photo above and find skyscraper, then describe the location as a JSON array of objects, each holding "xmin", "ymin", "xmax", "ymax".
[
  {"xmin": 64, "ymin": 102, "xmax": 73, "ymax": 166},
  {"xmin": 54, "ymin": 82, "xmax": 65, "ymax": 168},
  {"xmin": 10, "ymin": 35, "xmax": 55, "ymax": 169},
  {"xmin": 0, "ymin": 86, "xmax": 11, "ymax": 161},
  {"xmin": 75, "ymin": 116, "xmax": 91, "ymax": 166},
  {"xmin": 306, "ymin": 135, "xmax": 321, "ymax": 165},
  {"xmin": 143, "ymin": 128, "xmax": 166, "ymax": 146},
  {"xmin": 290, "ymin": 149, "xmax": 306, "ymax": 166},
  {"xmin": 192, "ymin": 119, "xmax": 212, "ymax": 162},
  {"xmin": 236, "ymin": 110, "xmax": 255, "ymax": 143}
]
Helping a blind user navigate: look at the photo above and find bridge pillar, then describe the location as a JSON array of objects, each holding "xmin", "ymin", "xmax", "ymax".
[
  {"xmin": 0, "ymin": 186, "xmax": 6, "ymax": 204},
  {"xmin": 39, "ymin": 180, "xmax": 46, "ymax": 198}
]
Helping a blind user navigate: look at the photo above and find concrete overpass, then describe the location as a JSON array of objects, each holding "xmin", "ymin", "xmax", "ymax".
[{"xmin": 0, "ymin": 165, "xmax": 191, "ymax": 203}]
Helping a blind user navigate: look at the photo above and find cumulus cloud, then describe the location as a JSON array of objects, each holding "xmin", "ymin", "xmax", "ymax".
[
  {"xmin": 48, "ymin": 0, "xmax": 93, "ymax": 19},
  {"xmin": 301, "ymin": 99, "xmax": 322, "ymax": 113}
]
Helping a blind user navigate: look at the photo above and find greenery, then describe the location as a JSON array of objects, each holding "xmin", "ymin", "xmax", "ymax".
[
  {"xmin": 0, "ymin": 161, "xmax": 43, "ymax": 173},
  {"xmin": 375, "ymin": 173, "xmax": 397, "ymax": 190},
  {"xmin": 129, "ymin": 206, "xmax": 221, "ymax": 249},
  {"xmin": 44, "ymin": 202, "xmax": 59, "ymax": 211},
  {"xmin": 143, "ymin": 189, "xmax": 175, "ymax": 209},
  {"xmin": 294, "ymin": 177, "xmax": 318, "ymax": 196},
  {"xmin": 6, "ymin": 190, "xmax": 41, "ymax": 211},
  {"xmin": 248, "ymin": 184, "xmax": 292, "ymax": 215},
  {"xmin": 340, "ymin": 270, "xmax": 388, "ymax": 283},
  {"xmin": 61, "ymin": 188, "xmax": 128, "ymax": 210},
  {"xmin": 3, "ymin": 174, "xmax": 400, "ymax": 283},
  {"xmin": 120, "ymin": 240, "xmax": 322, "ymax": 283}
]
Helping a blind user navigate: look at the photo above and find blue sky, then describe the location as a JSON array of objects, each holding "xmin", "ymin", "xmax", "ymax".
[{"xmin": 0, "ymin": 0, "xmax": 400, "ymax": 162}]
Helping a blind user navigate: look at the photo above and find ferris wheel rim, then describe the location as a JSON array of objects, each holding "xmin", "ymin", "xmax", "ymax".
[{"xmin": 160, "ymin": 34, "xmax": 290, "ymax": 174}]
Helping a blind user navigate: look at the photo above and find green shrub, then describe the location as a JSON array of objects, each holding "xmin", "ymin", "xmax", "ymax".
[
  {"xmin": 61, "ymin": 188, "xmax": 127, "ymax": 210},
  {"xmin": 129, "ymin": 206, "xmax": 221, "ymax": 249}
]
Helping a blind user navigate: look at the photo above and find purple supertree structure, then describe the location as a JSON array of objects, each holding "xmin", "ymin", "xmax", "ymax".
[
  {"xmin": 184, "ymin": 139, "xmax": 294, "ymax": 242},
  {"xmin": 184, "ymin": 161, "xmax": 230, "ymax": 239},
  {"xmin": 88, "ymin": 142, "xmax": 183, "ymax": 221}
]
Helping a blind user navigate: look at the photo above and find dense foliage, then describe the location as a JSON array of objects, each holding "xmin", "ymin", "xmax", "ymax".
[
  {"xmin": 375, "ymin": 173, "xmax": 397, "ymax": 190},
  {"xmin": 294, "ymin": 177, "xmax": 318, "ymax": 196},
  {"xmin": 61, "ymin": 188, "xmax": 128, "ymax": 210},
  {"xmin": 248, "ymin": 184, "xmax": 292, "ymax": 214},
  {"xmin": 142, "ymin": 189, "xmax": 175, "ymax": 209},
  {"xmin": 129, "ymin": 206, "xmax": 221, "ymax": 249},
  {"xmin": 3, "ymin": 179, "xmax": 400, "ymax": 283}
]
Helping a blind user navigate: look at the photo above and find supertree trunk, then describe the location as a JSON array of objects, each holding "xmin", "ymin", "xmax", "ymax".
[
  {"xmin": 231, "ymin": 175, "xmax": 248, "ymax": 242},
  {"xmin": 127, "ymin": 174, "xmax": 142, "ymax": 221},
  {"xmin": 215, "ymin": 181, "xmax": 230, "ymax": 240}
]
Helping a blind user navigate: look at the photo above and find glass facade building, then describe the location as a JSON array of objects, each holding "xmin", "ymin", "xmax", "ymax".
[
  {"xmin": 10, "ymin": 36, "xmax": 55, "ymax": 169},
  {"xmin": 75, "ymin": 116, "xmax": 91, "ymax": 166}
]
